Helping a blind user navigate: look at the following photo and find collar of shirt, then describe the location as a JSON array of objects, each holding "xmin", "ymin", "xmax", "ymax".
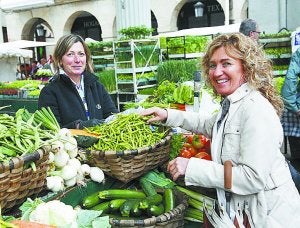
[{"xmin": 226, "ymin": 83, "xmax": 252, "ymax": 104}]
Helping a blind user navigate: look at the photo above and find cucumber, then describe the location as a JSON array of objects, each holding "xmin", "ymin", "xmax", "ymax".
[
  {"xmin": 82, "ymin": 192, "xmax": 101, "ymax": 208},
  {"xmin": 139, "ymin": 194, "xmax": 163, "ymax": 209},
  {"xmin": 148, "ymin": 204, "xmax": 165, "ymax": 216},
  {"xmin": 120, "ymin": 199, "xmax": 140, "ymax": 217},
  {"xmin": 139, "ymin": 177, "xmax": 157, "ymax": 196},
  {"xmin": 163, "ymin": 188, "xmax": 174, "ymax": 212},
  {"xmin": 98, "ymin": 189, "xmax": 146, "ymax": 200},
  {"xmin": 109, "ymin": 199, "xmax": 126, "ymax": 211},
  {"xmin": 91, "ymin": 201, "xmax": 111, "ymax": 214},
  {"xmin": 131, "ymin": 201, "xmax": 142, "ymax": 217}
]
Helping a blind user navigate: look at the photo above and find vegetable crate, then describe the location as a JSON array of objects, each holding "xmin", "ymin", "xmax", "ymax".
[
  {"xmin": 0, "ymin": 148, "xmax": 49, "ymax": 212},
  {"xmin": 86, "ymin": 131, "xmax": 173, "ymax": 183}
]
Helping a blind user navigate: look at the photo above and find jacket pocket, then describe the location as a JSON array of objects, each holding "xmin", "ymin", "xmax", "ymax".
[{"xmin": 221, "ymin": 124, "xmax": 241, "ymax": 162}]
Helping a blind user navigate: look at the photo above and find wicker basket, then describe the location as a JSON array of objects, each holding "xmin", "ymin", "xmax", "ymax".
[
  {"xmin": 109, "ymin": 189, "xmax": 188, "ymax": 227},
  {"xmin": 0, "ymin": 148, "xmax": 49, "ymax": 212},
  {"xmin": 86, "ymin": 131, "xmax": 173, "ymax": 183}
]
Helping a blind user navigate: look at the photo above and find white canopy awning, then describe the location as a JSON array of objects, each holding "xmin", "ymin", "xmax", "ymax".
[
  {"xmin": 0, "ymin": 0, "xmax": 54, "ymax": 11},
  {"xmin": 0, "ymin": 40, "xmax": 55, "ymax": 49},
  {"xmin": 155, "ymin": 23, "xmax": 241, "ymax": 38},
  {"xmin": 0, "ymin": 47, "xmax": 32, "ymax": 58}
]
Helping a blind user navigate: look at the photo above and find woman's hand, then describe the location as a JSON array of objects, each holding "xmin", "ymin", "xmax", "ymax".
[
  {"xmin": 140, "ymin": 107, "xmax": 168, "ymax": 123},
  {"xmin": 167, "ymin": 157, "xmax": 189, "ymax": 181}
]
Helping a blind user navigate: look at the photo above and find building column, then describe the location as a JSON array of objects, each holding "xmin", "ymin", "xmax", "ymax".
[{"xmin": 116, "ymin": 0, "xmax": 151, "ymax": 38}]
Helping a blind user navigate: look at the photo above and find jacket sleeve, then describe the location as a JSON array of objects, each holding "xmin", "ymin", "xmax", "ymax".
[
  {"xmin": 165, "ymin": 108, "xmax": 217, "ymax": 139},
  {"xmin": 281, "ymin": 49, "xmax": 300, "ymax": 113}
]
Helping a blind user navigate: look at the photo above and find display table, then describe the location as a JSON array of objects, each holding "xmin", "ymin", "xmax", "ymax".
[{"xmin": 0, "ymin": 98, "xmax": 38, "ymax": 114}]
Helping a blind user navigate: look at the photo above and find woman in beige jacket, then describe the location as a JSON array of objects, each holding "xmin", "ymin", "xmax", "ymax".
[{"xmin": 141, "ymin": 33, "xmax": 300, "ymax": 227}]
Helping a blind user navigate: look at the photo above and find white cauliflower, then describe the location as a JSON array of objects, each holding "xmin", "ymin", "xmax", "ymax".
[{"xmin": 29, "ymin": 200, "xmax": 77, "ymax": 227}]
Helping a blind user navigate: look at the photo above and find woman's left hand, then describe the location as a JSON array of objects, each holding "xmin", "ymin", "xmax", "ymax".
[{"xmin": 167, "ymin": 157, "xmax": 189, "ymax": 181}]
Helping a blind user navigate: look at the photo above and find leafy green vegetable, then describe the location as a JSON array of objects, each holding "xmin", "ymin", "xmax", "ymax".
[
  {"xmin": 169, "ymin": 133, "xmax": 186, "ymax": 160},
  {"xmin": 76, "ymin": 209, "xmax": 108, "ymax": 228}
]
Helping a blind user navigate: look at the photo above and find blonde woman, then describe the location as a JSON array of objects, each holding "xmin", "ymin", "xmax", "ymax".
[{"xmin": 141, "ymin": 33, "xmax": 300, "ymax": 227}]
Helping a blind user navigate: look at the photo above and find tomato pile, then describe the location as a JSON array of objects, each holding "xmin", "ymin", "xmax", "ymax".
[{"xmin": 179, "ymin": 134, "xmax": 212, "ymax": 160}]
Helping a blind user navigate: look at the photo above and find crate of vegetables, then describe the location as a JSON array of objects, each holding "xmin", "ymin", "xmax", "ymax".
[
  {"xmin": 0, "ymin": 107, "xmax": 60, "ymax": 212},
  {"xmin": 78, "ymin": 113, "xmax": 173, "ymax": 183}
]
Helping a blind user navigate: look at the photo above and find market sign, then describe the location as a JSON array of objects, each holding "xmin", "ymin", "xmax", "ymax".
[{"xmin": 0, "ymin": 0, "xmax": 54, "ymax": 11}]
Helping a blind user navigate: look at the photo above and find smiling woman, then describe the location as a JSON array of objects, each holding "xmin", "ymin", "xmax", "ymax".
[
  {"xmin": 140, "ymin": 33, "xmax": 300, "ymax": 227},
  {"xmin": 38, "ymin": 34, "xmax": 118, "ymax": 129}
]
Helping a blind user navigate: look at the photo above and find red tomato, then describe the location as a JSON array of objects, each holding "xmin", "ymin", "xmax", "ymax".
[
  {"xmin": 194, "ymin": 152, "xmax": 212, "ymax": 160},
  {"xmin": 204, "ymin": 139, "xmax": 211, "ymax": 152},
  {"xmin": 186, "ymin": 135, "xmax": 194, "ymax": 144},
  {"xmin": 179, "ymin": 148, "xmax": 192, "ymax": 158},
  {"xmin": 192, "ymin": 134, "xmax": 209, "ymax": 149}
]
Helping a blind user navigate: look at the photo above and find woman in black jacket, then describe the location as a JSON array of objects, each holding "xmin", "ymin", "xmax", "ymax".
[{"xmin": 38, "ymin": 34, "xmax": 118, "ymax": 129}]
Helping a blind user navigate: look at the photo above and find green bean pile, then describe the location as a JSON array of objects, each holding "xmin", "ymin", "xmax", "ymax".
[
  {"xmin": 0, "ymin": 108, "xmax": 58, "ymax": 162},
  {"xmin": 87, "ymin": 113, "xmax": 168, "ymax": 151}
]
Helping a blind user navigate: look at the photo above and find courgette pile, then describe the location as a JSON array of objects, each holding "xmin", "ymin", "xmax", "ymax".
[{"xmin": 81, "ymin": 176, "xmax": 174, "ymax": 219}]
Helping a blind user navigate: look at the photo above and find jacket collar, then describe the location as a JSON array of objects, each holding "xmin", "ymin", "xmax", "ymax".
[{"xmin": 227, "ymin": 83, "xmax": 253, "ymax": 104}]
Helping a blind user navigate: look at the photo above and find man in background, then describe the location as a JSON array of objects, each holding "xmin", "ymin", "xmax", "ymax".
[{"xmin": 239, "ymin": 18, "xmax": 261, "ymax": 41}]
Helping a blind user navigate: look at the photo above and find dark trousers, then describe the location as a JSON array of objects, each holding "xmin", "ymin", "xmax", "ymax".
[
  {"xmin": 287, "ymin": 160, "xmax": 300, "ymax": 193},
  {"xmin": 288, "ymin": 136, "xmax": 300, "ymax": 159}
]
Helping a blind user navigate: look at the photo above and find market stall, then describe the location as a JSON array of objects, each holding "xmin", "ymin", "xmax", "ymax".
[{"xmin": 0, "ymin": 46, "xmax": 32, "ymax": 82}]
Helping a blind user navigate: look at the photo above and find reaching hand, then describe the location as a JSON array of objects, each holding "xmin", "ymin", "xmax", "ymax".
[
  {"xmin": 167, "ymin": 157, "xmax": 189, "ymax": 181},
  {"xmin": 140, "ymin": 107, "xmax": 168, "ymax": 123}
]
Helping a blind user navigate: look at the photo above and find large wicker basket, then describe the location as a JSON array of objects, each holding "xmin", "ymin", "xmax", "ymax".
[
  {"xmin": 85, "ymin": 131, "xmax": 173, "ymax": 183},
  {"xmin": 0, "ymin": 148, "xmax": 49, "ymax": 212},
  {"xmin": 109, "ymin": 189, "xmax": 188, "ymax": 227}
]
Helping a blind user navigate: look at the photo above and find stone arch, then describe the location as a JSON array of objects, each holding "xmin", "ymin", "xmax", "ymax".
[
  {"xmin": 65, "ymin": 11, "xmax": 102, "ymax": 41},
  {"xmin": 177, "ymin": 0, "xmax": 225, "ymax": 30}
]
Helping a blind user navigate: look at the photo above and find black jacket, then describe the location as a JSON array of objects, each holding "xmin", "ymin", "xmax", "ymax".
[{"xmin": 38, "ymin": 72, "xmax": 118, "ymax": 128}]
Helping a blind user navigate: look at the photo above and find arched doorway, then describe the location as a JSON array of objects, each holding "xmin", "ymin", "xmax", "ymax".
[
  {"xmin": 177, "ymin": 0, "xmax": 224, "ymax": 30},
  {"xmin": 151, "ymin": 11, "xmax": 158, "ymax": 35},
  {"xmin": 71, "ymin": 12, "xmax": 102, "ymax": 41}
]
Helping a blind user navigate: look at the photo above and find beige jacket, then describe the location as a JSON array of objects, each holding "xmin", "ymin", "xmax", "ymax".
[{"xmin": 166, "ymin": 83, "xmax": 300, "ymax": 227}]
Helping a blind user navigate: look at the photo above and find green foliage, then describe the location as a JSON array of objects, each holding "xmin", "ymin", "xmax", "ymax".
[
  {"xmin": 96, "ymin": 69, "xmax": 116, "ymax": 93},
  {"xmin": 166, "ymin": 35, "xmax": 211, "ymax": 54},
  {"xmin": 273, "ymin": 76, "xmax": 285, "ymax": 95},
  {"xmin": 86, "ymin": 41, "xmax": 113, "ymax": 55},
  {"xmin": 156, "ymin": 59, "xmax": 199, "ymax": 83},
  {"xmin": 169, "ymin": 133, "xmax": 186, "ymax": 160},
  {"xmin": 119, "ymin": 26, "xmax": 153, "ymax": 40},
  {"xmin": 265, "ymin": 47, "xmax": 291, "ymax": 57},
  {"xmin": 260, "ymin": 30, "xmax": 291, "ymax": 39}
]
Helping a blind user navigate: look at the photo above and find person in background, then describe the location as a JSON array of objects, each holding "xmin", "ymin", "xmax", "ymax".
[
  {"xmin": 239, "ymin": 18, "xmax": 261, "ymax": 41},
  {"xmin": 141, "ymin": 33, "xmax": 300, "ymax": 226},
  {"xmin": 38, "ymin": 34, "xmax": 118, "ymax": 129},
  {"xmin": 29, "ymin": 61, "xmax": 39, "ymax": 79},
  {"xmin": 281, "ymin": 47, "xmax": 300, "ymax": 160},
  {"xmin": 39, "ymin": 57, "xmax": 52, "ymax": 70}
]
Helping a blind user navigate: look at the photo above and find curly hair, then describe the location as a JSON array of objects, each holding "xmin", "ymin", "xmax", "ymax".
[
  {"xmin": 53, "ymin": 34, "xmax": 94, "ymax": 74},
  {"xmin": 201, "ymin": 33, "xmax": 284, "ymax": 116}
]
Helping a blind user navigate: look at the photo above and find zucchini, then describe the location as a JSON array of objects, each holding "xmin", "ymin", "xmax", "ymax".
[
  {"xmin": 109, "ymin": 199, "xmax": 126, "ymax": 211},
  {"xmin": 91, "ymin": 201, "xmax": 111, "ymax": 214},
  {"xmin": 98, "ymin": 189, "xmax": 146, "ymax": 200},
  {"xmin": 82, "ymin": 192, "xmax": 101, "ymax": 208},
  {"xmin": 139, "ymin": 194, "xmax": 163, "ymax": 209},
  {"xmin": 139, "ymin": 177, "xmax": 157, "ymax": 196},
  {"xmin": 163, "ymin": 188, "xmax": 174, "ymax": 212},
  {"xmin": 148, "ymin": 204, "xmax": 165, "ymax": 216},
  {"xmin": 120, "ymin": 199, "xmax": 140, "ymax": 217}
]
